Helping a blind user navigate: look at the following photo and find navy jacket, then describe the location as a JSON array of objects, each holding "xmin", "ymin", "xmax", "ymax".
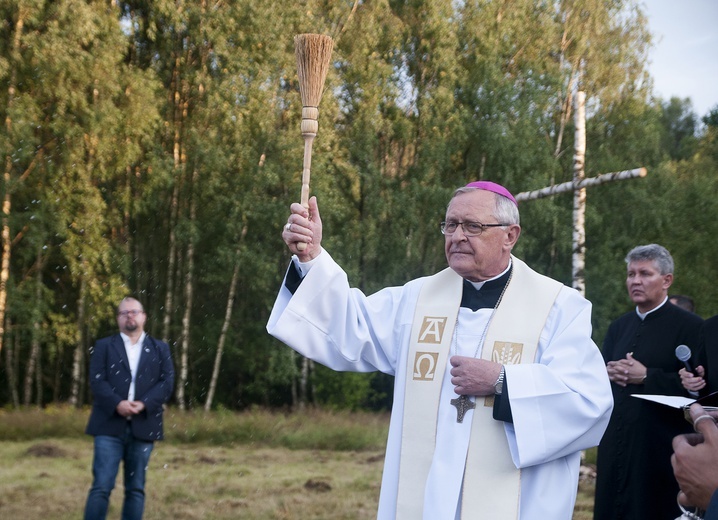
[{"xmin": 85, "ymin": 334, "xmax": 175, "ymax": 441}]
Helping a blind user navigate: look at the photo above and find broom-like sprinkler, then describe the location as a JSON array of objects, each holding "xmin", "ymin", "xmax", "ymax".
[{"xmin": 294, "ymin": 33, "xmax": 334, "ymax": 251}]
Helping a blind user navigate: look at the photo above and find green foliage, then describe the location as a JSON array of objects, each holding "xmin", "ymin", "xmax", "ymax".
[
  {"xmin": 0, "ymin": 404, "xmax": 88, "ymax": 439},
  {"xmin": 659, "ymin": 97, "xmax": 699, "ymax": 160},
  {"xmin": 311, "ymin": 365, "xmax": 383, "ymax": 411},
  {"xmin": 1, "ymin": 0, "xmax": 716, "ymax": 412},
  {"xmin": 704, "ymin": 106, "xmax": 718, "ymax": 128},
  {"xmin": 0, "ymin": 405, "xmax": 390, "ymax": 452}
]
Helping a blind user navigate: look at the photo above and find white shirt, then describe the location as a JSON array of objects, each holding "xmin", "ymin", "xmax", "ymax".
[{"xmin": 121, "ymin": 332, "xmax": 146, "ymax": 401}]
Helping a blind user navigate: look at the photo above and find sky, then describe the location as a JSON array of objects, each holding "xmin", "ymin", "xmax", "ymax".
[{"xmin": 643, "ymin": 0, "xmax": 718, "ymax": 118}]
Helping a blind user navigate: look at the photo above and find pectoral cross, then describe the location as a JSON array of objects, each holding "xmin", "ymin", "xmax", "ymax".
[{"xmin": 450, "ymin": 395, "xmax": 475, "ymax": 423}]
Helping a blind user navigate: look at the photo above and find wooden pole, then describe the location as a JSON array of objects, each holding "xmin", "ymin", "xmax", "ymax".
[{"xmin": 294, "ymin": 34, "xmax": 333, "ymax": 251}]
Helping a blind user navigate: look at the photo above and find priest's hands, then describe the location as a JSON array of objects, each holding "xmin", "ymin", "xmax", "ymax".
[
  {"xmin": 606, "ymin": 352, "xmax": 647, "ymax": 387},
  {"xmin": 671, "ymin": 404, "xmax": 718, "ymax": 511},
  {"xmin": 449, "ymin": 356, "xmax": 502, "ymax": 396},
  {"xmin": 282, "ymin": 196, "xmax": 323, "ymax": 262},
  {"xmin": 680, "ymin": 365, "xmax": 707, "ymax": 394}
]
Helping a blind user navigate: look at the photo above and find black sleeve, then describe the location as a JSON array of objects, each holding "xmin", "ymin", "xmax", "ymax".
[
  {"xmin": 492, "ymin": 377, "xmax": 514, "ymax": 423},
  {"xmin": 705, "ymin": 488, "xmax": 718, "ymax": 520},
  {"xmin": 285, "ymin": 261, "xmax": 304, "ymax": 294}
]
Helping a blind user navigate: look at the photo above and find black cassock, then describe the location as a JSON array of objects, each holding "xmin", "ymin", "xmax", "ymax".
[
  {"xmin": 594, "ymin": 302, "xmax": 704, "ymax": 520},
  {"xmin": 695, "ymin": 315, "xmax": 718, "ymax": 395}
]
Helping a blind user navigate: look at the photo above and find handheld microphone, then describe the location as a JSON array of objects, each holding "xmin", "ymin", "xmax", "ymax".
[
  {"xmin": 675, "ymin": 344, "xmax": 699, "ymax": 397},
  {"xmin": 675, "ymin": 344, "xmax": 693, "ymax": 372}
]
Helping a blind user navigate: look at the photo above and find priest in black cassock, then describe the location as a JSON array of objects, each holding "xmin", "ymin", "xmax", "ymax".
[{"xmin": 594, "ymin": 244, "xmax": 704, "ymax": 520}]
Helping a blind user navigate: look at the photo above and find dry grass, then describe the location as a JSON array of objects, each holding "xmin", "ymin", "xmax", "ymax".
[
  {"xmin": 0, "ymin": 407, "xmax": 595, "ymax": 519},
  {"xmin": 574, "ymin": 480, "xmax": 598, "ymax": 520},
  {"xmin": 0, "ymin": 438, "xmax": 384, "ymax": 519}
]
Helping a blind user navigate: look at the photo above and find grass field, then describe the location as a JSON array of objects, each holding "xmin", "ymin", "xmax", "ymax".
[{"xmin": 0, "ymin": 406, "xmax": 595, "ymax": 519}]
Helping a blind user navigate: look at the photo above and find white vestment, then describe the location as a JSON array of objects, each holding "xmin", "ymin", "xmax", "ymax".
[{"xmin": 266, "ymin": 250, "xmax": 613, "ymax": 520}]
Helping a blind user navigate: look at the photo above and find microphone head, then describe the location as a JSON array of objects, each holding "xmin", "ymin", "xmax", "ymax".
[{"xmin": 675, "ymin": 344, "xmax": 692, "ymax": 362}]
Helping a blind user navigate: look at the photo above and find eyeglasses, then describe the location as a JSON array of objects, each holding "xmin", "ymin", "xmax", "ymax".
[
  {"xmin": 440, "ymin": 221, "xmax": 509, "ymax": 237},
  {"xmin": 117, "ymin": 310, "xmax": 143, "ymax": 318}
]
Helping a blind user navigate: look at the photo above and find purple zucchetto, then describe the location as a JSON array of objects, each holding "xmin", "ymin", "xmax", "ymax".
[{"xmin": 464, "ymin": 180, "xmax": 518, "ymax": 206}]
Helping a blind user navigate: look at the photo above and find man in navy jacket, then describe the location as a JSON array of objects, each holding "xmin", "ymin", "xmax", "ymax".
[{"xmin": 84, "ymin": 297, "xmax": 174, "ymax": 520}]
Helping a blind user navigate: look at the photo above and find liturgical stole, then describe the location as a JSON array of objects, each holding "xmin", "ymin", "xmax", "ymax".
[{"xmin": 397, "ymin": 256, "xmax": 562, "ymax": 519}]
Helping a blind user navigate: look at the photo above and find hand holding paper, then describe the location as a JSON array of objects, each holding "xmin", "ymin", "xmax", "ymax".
[{"xmin": 671, "ymin": 403, "xmax": 718, "ymax": 511}]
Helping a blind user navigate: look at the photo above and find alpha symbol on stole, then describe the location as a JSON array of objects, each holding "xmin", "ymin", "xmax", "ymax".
[{"xmin": 418, "ymin": 316, "xmax": 448, "ymax": 344}]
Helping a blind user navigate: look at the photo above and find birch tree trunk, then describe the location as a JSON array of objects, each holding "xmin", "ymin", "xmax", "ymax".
[
  {"xmin": 24, "ymin": 319, "xmax": 42, "ymax": 407},
  {"xmin": 515, "ymin": 168, "xmax": 648, "ymax": 202},
  {"xmin": 23, "ymin": 245, "xmax": 44, "ymax": 407},
  {"xmin": 553, "ymin": 75, "xmax": 576, "ymax": 160},
  {"xmin": 204, "ymin": 243, "xmax": 242, "ymax": 412},
  {"xmin": 35, "ymin": 346, "xmax": 42, "ymax": 407},
  {"xmin": 5, "ymin": 318, "xmax": 19, "ymax": 407},
  {"xmin": 298, "ymin": 357, "xmax": 311, "ymax": 410},
  {"xmin": 0, "ymin": 9, "xmax": 25, "ymax": 363},
  {"xmin": 572, "ymin": 91, "xmax": 587, "ymax": 295},
  {"xmin": 161, "ymin": 52, "xmax": 184, "ymax": 344},
  {"xmin": 162, "ymin": 183, "xmax": 179, "ymax": 343},
  {"xmin": 69, "ymin": 274, "xmax": 86, "ymax": 407},
  {"xmin": 176, "ymin": 167, "xmax": 197, "ymax": 411},
  {"xmin": 290, "ymin": 351, "xmax": 298, "ymax": 407},
  {"xmin": 0, "ymin": 165, "xmax": 10, "ymax": 366}
]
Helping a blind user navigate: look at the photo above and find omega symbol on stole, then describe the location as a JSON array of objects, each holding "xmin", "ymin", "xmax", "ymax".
[{"xmin": 413, "ymin": 316, "xmax": 447, "ymax": 381}]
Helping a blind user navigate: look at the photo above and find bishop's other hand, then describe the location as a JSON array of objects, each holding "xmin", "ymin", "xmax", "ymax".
[{"xmin": 449, "ymin": 356, "xmax": 502, "ymax": 396}]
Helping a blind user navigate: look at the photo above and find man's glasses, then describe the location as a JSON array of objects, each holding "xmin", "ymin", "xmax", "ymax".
[
  {"xmin": 117, "ymin": 310, "xmax": 143, "ymax": 318},
  {"xmin": 440, "ymin": 221, "xmax": 509, "ymax": 237}
]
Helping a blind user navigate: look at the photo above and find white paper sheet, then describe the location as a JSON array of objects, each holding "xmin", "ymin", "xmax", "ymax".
[{"xmin": 631, "ymin": 394, "xmax": 696, "ymax": 408}]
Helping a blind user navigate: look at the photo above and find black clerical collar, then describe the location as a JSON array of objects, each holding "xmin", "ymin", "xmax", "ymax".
[{"xmin": 460, "ymin": 267, "xmax": 513, "ymax": 311}]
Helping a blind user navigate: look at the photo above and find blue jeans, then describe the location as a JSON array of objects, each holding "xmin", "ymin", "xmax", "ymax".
[{"xmin": 84, "ymin": 424, "xmax": 155, "ymax": 520}]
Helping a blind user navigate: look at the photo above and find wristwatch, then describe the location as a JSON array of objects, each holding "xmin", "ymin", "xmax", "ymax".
[{"xmin": 494, "ymin": 366, "xmax": 505, "ymax": 395}]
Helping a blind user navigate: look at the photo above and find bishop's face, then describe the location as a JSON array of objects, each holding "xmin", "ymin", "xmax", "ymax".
[
  {"xmin": 444, "ymin": 190, "xmax": 520, "ymax": 282},
  {"xmin": 626, "ymin": 260, "xmax": 673, "ymax": 313}
]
